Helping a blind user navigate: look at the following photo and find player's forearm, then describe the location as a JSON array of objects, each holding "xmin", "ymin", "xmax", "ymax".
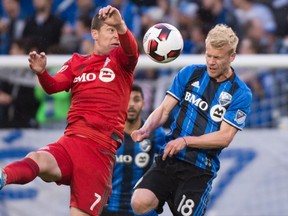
[
  {"xmin": 118, "ymin": 29, "xmax": 138, "ymax": 56},
  {"xmin": 184, "ymin": 129, "xmax": 236, "ymax": 149},
  {"xmin": 37, "ymin": 69, "xmax": 70, "ymax": 94},
  {"xmin": 143, "ymin": 106, "xmax": 169, "ymax": 135},
  {"xmin": 115, "ymin": 20, "xmax": 127, "ymax": 35}
]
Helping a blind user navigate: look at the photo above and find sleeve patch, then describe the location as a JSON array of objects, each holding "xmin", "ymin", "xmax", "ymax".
[{"xmin": 234, "ymin": 110, "xmax": 247, "ymax": 124}]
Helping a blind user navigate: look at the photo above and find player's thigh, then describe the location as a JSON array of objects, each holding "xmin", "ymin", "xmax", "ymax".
[
  {"xmin": 70, "ymin": 206, "xmax": 90, "ymax": 216},
  {"xmin": 26, "ymin": 149, "xmax": 62, "ymax": 181},
  {"xmin": 71, "ymin": 143, "xmax": 115, "ymax": 215},
  {"xmin": 172, "ymin": 166, "xmax": 215, "ymax": 216},
  {"xmin": 133, "ymin": 156, "xmax": 177, "ymax": 213}
]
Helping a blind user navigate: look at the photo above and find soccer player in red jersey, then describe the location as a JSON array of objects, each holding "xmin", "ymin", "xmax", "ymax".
[{"xmin": 0, "ymin": 5, "xmax": 139, "ymax": 216}]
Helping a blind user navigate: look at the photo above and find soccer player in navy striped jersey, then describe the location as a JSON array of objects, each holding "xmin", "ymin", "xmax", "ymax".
[
  {"xmin": 101, "ymin": 84, "xmax": 166, "ymax": 216},
  {"xmin": 131, "ymin": 24, "xmax": 252, "ymax": 216}
]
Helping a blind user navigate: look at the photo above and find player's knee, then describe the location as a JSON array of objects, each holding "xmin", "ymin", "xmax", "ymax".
[
  {"xmin": 26, "ymin": 151, "xmax": 41, "ymax": 162},
  {"xmin": 131, "ymin": 195, "xmax": 148, "ymax": 214},
  {"xmin": 131, "ymin": 189, "xmax": 158, "ymax": 214},
  {"xmin": 26, "ymin": 151, "xmax": 60, "ymax": 178}
]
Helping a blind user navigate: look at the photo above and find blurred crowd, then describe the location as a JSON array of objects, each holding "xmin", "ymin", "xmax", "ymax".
[{"xmin": 0, "ymin": 0, "xmax": 288, "ymax": 129}]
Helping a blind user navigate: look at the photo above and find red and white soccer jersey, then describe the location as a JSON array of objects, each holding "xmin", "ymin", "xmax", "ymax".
[
  {"xmin": 38, "ymin": 30, "xmax": 139, "ymax": 153},
  {"xmin": 35, "ymin": 29, "xmax": 138, "ymax": 215}
]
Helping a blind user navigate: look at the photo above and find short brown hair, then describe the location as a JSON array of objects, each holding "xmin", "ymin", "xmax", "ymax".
[{"xmin": 91, "ymin": 14, "xmax": 105, "ymax": 30}]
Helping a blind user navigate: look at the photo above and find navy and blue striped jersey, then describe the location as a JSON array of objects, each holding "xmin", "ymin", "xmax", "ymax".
[
  {"xmin": 103, "ymin": 120, "xmax": 166, "ymax": 215},
  {"xmin": 161, "ymin": 64, "xmax": 252, "ymax": 173}
]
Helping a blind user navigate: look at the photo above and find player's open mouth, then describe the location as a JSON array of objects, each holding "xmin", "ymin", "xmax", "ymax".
[
  {"xmin": 209, "ymin": 67, "xmax": 217, "ymax": 72},
  {"xmin": 111, "ymin": 43, "xmax": 120, "ymax": 47}
]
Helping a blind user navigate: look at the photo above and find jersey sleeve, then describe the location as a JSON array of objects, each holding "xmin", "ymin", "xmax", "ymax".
[
  {"xmin": 116, "ymin": 29, "xmax": 139, "ymax": 71},
  {"xmin": 37, "ymin": 60, "xmax": 74, "ymax": 94},
  {"xmin": 223, "ymin": 87, "xmax": 252, "ymax": 130}
]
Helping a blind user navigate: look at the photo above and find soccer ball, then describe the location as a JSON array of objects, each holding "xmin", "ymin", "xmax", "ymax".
[{"xmin": 143, "ymin": 23, "xmax": 184, "ymax": 63}]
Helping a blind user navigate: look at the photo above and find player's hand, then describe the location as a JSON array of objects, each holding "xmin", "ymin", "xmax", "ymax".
[
  {"xmin": 28, "ymin": 51, "xmax": 47, "ymax": 75},
  {"xmin": 98, "ymin": 6, "xmax": 122, "ymax": 25},
  {"xmin": 98, "ymin": 5, "xmax": 126, "ymax": 34},
  {"xmin": 131, "ymin": 128, "xmax": 149, "ymax": 142},
  {"xmin": 162, "ymin": 137, "xmax": 187, "ymax": 161}
]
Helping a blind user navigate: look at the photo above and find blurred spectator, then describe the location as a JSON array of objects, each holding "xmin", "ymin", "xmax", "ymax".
[
  {"xmin": 232, "ymin": 0, "xmax": 277, "ymax": 39},
  {"xmin": 129, "ymin": 0, "xmax": 157, "ymax": 7},
  {"xmin": 0, "ymin": 38, "xmax": 38, "ymax": 128},
  {"xmin": 271, "ymin": 0, "xmax": 288, "ymax": 37},
  {"xmin": 242, "ymin": 18, "xmax": 278, "ymax": 53},
  {"xmin": 0, "ymin": 0, "xmax": 26, "ymax": 54},
  {"xmin": 197, "ymin": 0, "xmax": 240, "ymax": 35},
  {"xmin": 0, "ymin": 84, "xmax": 12, "ymax": 126},
  {"xmin": 74, "ymin": 0, "xmax": 106, "ymax": 23},
  {"xmin": 73, "ymin": 15, "xmax": 93, "ymax": 54},
  {"xmin": 22, "ymin": 0, "xmax": 65, "ymax": 53},
  {"xmin": 173, "ymin": 0, "xmax": 202, "ymax": 54},
  {"xmin": 242, "ymin": 18, "xmax": 267, "ymax": 51},
  {"xmin": 52, "ymin": 0, "xmax": 76, "ymax": 27},
  {"xmin": 278, "ymin": 35, "xmax": 288, "ymax": 54},
  {"xmin": 182, "ymin": 21, "xmax": 207, "ymax": 54},
  {"xmin": 274, "ymin": 68, "xmax": 288, "ymax": 118},
  {"xmin": 176, "ymin": 0, "xmax": 199, "ymax": 29},
  {"xmin": 155, "ymin": 0, "xmax": 176, "ymax": 26},
  {"xmin": 109, "ymin": 0, "xmax": 142, "ymax": 38},
  {"xmin": 140, "ymin": 6, "xmax": 165, "ymax": 39},
  {"xmin": 238, "ymin": 37, "xmax": 276, "ymax": 127},
  {"xmin": 60, "ymin": 0, "xmax": 110, "ymax": 53}
]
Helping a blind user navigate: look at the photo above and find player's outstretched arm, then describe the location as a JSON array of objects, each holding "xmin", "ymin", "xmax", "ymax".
[{"xmin": 131, "ymin": 94, "xmax": 177, "ymax": 142}]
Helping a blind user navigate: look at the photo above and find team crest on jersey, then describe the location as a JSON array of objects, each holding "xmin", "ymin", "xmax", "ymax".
[
  {"xmin": 235, "ymin": 110, "xmax": 246, "ymax": 124},
  {"xmin": 218, "ymin": 92, "xmax": 232, "ymax": 107},
  {"xmin": 139, "ymin": 139, "xmax": 152, "ymax": 152},
  {"xmin": 99, "ymin": 68, "xmax": 115, "ymax": 82},
  {"xmin": 135, "ymin": 153, "xmax": 150, "ymax": 168},
  {"xmin": 210, "ymin": 105, "xmax": 226, "ymax": 122}
]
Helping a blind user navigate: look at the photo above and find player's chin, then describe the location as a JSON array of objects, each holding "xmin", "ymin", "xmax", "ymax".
[
  {"xmin": 126, "ymin": 115, "xmax": 136, "ymax": 122},
  {"xmin": 207, "ymin": 69, "xmax": 218, "ymax": 78}
]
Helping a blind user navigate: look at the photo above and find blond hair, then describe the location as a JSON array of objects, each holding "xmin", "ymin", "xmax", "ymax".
[{"xmin": 205, "ymin": 24, "xmax": 239, "ymax": 54}]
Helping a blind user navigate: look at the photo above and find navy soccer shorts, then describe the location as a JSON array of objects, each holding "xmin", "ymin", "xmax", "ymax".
[{"xmin": 134, "ymin": 156, "xmax": 216, "ymax": 216}]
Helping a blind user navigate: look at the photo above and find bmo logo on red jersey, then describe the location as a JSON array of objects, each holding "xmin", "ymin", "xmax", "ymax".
[
  {"xmin": 73, "ymin": 68, "xmax": 115, "ymax": 83},
  {"xmin": 99, "ymin": 68, "xmax": 115, "ymax": 82},
  {"xmin": 73, "ymin": 73, "xmax": 96, "ymax": 83}
]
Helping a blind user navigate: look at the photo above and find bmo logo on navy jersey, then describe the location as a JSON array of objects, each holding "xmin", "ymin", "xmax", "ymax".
[
  {"xmin": 185, "ymin": 91, "xmax": 228, "ymax": 122},
  {"xmin": 185, "ymin": 92, "xmax": 208, "ymax": 111},
  {"xmin": 116, "ymin": 153, "xmax": 150, "ymax": 168}
]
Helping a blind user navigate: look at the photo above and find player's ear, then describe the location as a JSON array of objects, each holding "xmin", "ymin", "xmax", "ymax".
[
  {"xmin": 230, "ymin": 52, "xmax": 236, "ymax": 62},
  {"xmin": 91, "ymin": 29, "xmax": 98, "ymax": 40}
]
